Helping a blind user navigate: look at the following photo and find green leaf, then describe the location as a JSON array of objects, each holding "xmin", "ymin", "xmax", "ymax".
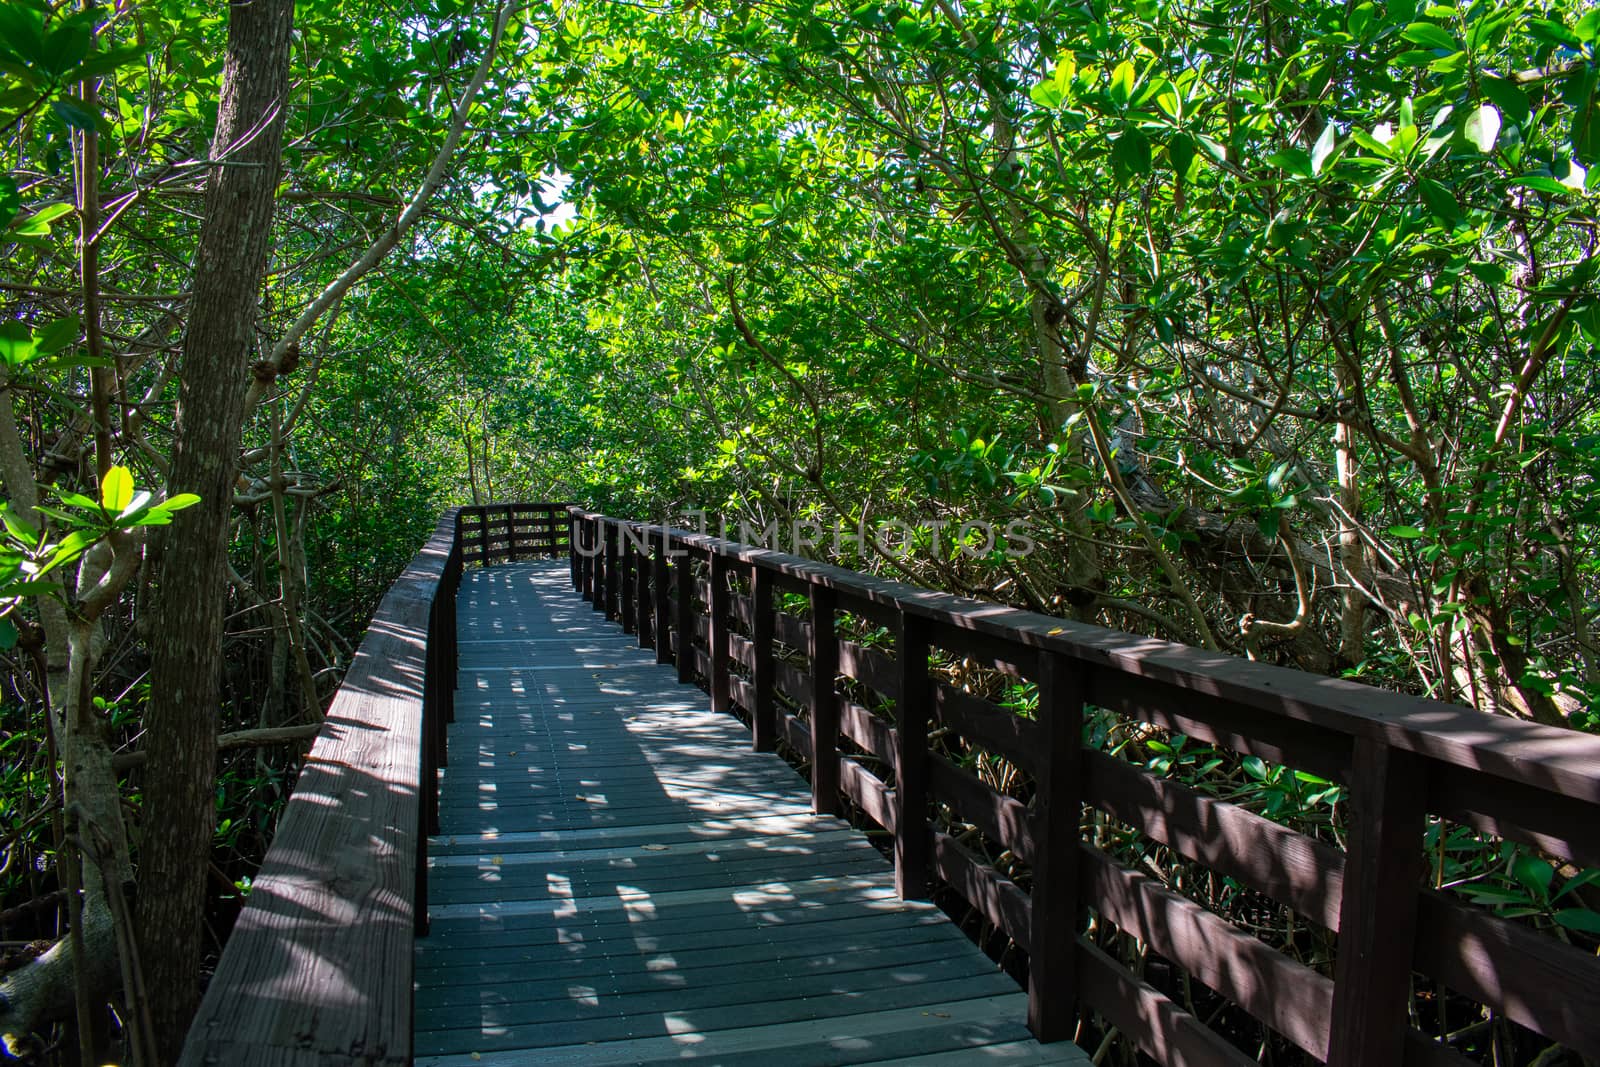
[
  {"xmin": 1348, "ymin": 3, "xmax": 1375, "ymax": 37},
  {"xmin": 1109, "ymin": 60, "xmax": 1137, "ymax": 108},
  {"xmin": 1464, "ymin": 103, "xmax": 1501, "ymax": 154},
  {"xmin": 116, "ymin": 490, "xmax": 153, "ymax": 521},
  {"xmin": 1389, "ymin": 525, "xmax": 1425, "ymax": 539},
  {"xmin": 0, "ymin": 322, "xmax": 36, "ymax": 368},
  {"xmin": 1512, "ymin": 854, "xmax": 1554, "ymax": 899},
  {"xmin": 56, "ymin": 490, "xmax": 97, "ymax": 509},
  {"xmin": 1509, "ymin": 175, "xmax": 1574, "ymax": 195},
  {"xmin": 1267, "ymin": 147, "xmax": 1312, "ymax": 177},
  {"xmin": 157, "ymin": 493, "xmax": 201, "ymax": 513},
  {"xmin": 1, "ymin": 505, "xmax": 39, "ymax": 547},
  {"xmin": 33, "ymin": 316, "xmax": 79, "ymax": 355},
  {"xmin": 0, "ymin": 174, "xmax": 17, "ymax": 231},
  {"xmin": 1167, "ymin": 133, "xmax": 1196, "ymax": 180},
  {"xmin": 1527, "ymin": 18, "xmax": 1581, "ymax": 48},
  {"xmin": 47, "ymin": 530, "xmax": 97, "ymax": 570},
  {"xmin": 1553, "ymin": 908, "xmax": 1600, "ymax": 934},
  {"xmin": 1417, "ymin": 177, "xmax": 1461, "ymax": 223},
  {"xmin": 1401, "ymin": 22, "xmax": 1459, "ymax": 51},
  {"xmin": 1241, "ymin": 756, "xmax": 1267, "ymax": 781},
  {"xmin": 49, "ymin": 98, "xmax": 98, "ymax": 132},
  {"xmin": 1111, "ymin": 127, "xmax": 1151, "ymax": 176},
  {"xmin": 1481, "ymin": 77, "xmax": 1531, "ymax": 125},
  {"xmin": 0, "ymin": 6, "xmax": 46, "ymax": 67},
  {"xmin": 1311, "ymin": 123, "xmax": 1337, "ymax": 176},
  {"xmin": 100, "ymin": 466, "xmax": 133, "ymax": 512},
  {"xmin": 0, "ymin": 616, "xmax": 15, "ymax": 651},
  {"xmin": 9, "ymin": 202, "xmax": 73, "ymax": 237}
]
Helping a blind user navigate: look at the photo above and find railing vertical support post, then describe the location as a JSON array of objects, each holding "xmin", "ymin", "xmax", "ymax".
[
  {"xmin": 709, "ymin": 552, "xmax": 731, "ymax": 714},
  {"xmin": 569, "ymin": 512, "xmax": 580, "ymax": 589},
  {"xmin": 584, "ymin": 517, "xmax": 597, "ymax": 602},
  {"xmin": 1327, "ymin": 737, "xmax": 1426, "ymax": 1066},
  {"xmin": 1027, "ymin": 650, "xmax": 1085, "ymax": 1042},
  {"xmin": 506, "ymin": 503, "xmax": 519, "ymax": 563},
  {"xmin": 604, "ymin": 521, "xmax": 620, "ymax": 620},
  {"xmin": 751, "ymin": 563, "xmax": 775, "ymax": 751},
  {"xmin": 593, "ymin": 520, "xmax": 609, "ymax": 614},
  {"xmin": 635, "ymin": 527, "xmax": 651, "ymax": 648},
  {"xmin": 808, "ymin": 585, "xmax": 839, "ymax": 815},
  {"xmin": 620, "ymin": 525, "xmax": 636, "ymax": 634},
  {"xmin": 478, "ymin": 505, "xmax": 489, "ymax": 564},
  {"xmin": 893, "ymin": 612, "xmax": 931, "ymax": 900},
  {"xmin": 676, "ymin": 550, "xmax": 695, "ymax": 684},
  {"xmin": 653, "ymin": 530, "xmax": 671, "ymax": 665}
]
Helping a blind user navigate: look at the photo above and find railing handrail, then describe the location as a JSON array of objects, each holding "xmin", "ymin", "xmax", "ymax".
[
  {"xmin": 568, "ymin": 512, "xmax": 1600, "ymax": 804},
  {"xmin": 564, "ymin": 503, "xmax": 1600, "ymax": 1066}
]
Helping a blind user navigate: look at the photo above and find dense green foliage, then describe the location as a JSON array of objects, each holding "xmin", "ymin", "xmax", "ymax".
[{"xmin": 1, "ymin": 0, "xmax": 1598, "ymax": 1060}]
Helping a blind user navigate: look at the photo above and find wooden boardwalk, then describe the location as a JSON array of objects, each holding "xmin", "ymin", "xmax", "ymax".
[{"xmin": 414, "ymin": 560, "xmax": 1089, "ymax": 1066}]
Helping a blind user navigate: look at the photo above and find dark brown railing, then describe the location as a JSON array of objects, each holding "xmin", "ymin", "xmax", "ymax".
[
  {"xmin": 566, "ymin": 506, "xmax": 1600, "ymax": 1067},
  {"xmin": 178, "ymin": 503, "xmax": 569, "ymax": 1066}
]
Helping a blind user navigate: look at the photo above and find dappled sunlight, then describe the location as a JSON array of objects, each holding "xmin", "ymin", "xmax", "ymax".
[{"xmin": 413, "ymin": 559, "xmax": 1081, "ymax": 1065}]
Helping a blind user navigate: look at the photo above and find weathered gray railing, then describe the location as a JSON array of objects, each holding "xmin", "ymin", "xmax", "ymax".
[
  {"xmin": 178, "ymin": 503, "xmax": 569, "ymax": 1066},
  {"xmin": 567, "ymin": 505, "xmax": 1600, "ymax": 1067}
]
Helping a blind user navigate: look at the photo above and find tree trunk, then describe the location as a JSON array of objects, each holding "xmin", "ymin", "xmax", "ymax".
[{"xmin": 136, "ymin": 0, "xmax": 294, "ymax": 1057}]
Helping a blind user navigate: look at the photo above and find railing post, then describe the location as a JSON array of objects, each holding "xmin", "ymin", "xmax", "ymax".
[
  {"xmin": 478, "ymin": 504, "xmax": 489, "ymax": 564},
  {"xmin": 621, "ymin": 524, "xmax": 636, "ymax": 634},
  {"xmin": 583, "ymin": 517, "xmax": 597, "ymax": 602},
  {"xmin": 592, "ymin": 520, "xmax": 609, "ymax": 614},
  {"xmin": 751, "ymin": 563, "xmax": 775, "ymax": 751},
  {"xmin": 569, "ymin": 513, "xmax": 579, "ymax": 589},
  {"xmin": 1028, "ymin": 650, "xmax": 1085, "ymax": 1042},
  {"xmin": 809, "ymin": 585, "xmax": 839, "ymax": 815},
  {"xmin": 653, "ymin": 529, "xmax": 671, "ymax": 665},
  {"xmin": 635, "ymin": 528, "xmax": 652, "ymax": 649},
  {"xmin": 893, "ymin": 612, "xmax": 931, "ymax": 900},
  {"xmin": 604, "ymin": 521, "xmax": 620, "ymax": 620},
  {"xmin": 506, "ymin": 503, "xmax": 519, "ymax": 562},
  {"xmin": 709, "ymin": 552, "xmax": 731, "ymax": 714},
  {"xmin": 676, "ymin": 550, "xmax": 695, "ymax": 683},
  {"xmin": 1327, "ymin": 737, "xmax": 1427, "ymax": 1066}
]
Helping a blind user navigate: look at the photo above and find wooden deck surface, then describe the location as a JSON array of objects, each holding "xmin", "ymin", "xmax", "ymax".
[{"xmin": 414, "ymin": 560, "xmax": 1088, "ymax": 1065}]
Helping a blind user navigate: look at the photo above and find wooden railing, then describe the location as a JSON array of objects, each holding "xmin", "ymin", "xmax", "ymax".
[
  {"xmin": 567, "ymin": 506, "xmax": 1600, "ymax": 1067},
  {"xmin": 178, "ymin": 504, "xmax": 567, "ymax": 1065}
]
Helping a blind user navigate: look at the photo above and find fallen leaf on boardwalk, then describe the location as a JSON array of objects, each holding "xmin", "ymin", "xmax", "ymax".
[
  {"xmin": 1048, "ymin": 627, "xmax": 1063, "ymax": 635},
  {"xmin": 491, "ymin": 855, "xmax": 503, "ymax": 865},
  {"xmin": 641, "ymin": 844, "xmax": 670, "ymax": 851}
]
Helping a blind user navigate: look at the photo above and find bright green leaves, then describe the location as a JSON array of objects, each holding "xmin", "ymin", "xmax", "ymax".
[
  {"xmin": 1401, "ymin": 20, "xmax": 1460, "ymax": 52},
  {"xmin": 1029, "ymin": 55, "xmax": 1076, "ymax": 109},
  {"xmin": 1108, "ymin": 59, "xmax": 1138, "ymax": 109},
  {"xmin": 1, "ymin": 467, "xmax": 198, "ymax": 626},
  {"xmin": 1464, "ymin": 102, "xmax": 1501, "ymax": 153},
  {"xmin": 1348, "ymin": 3, "xmax": 1377, "ymax": 38},
  {"xmin": 100, "ymin": 466, "xmax": 133, "ymax": 514},
  {"xmin": 8, "ymin": 201, "xmax": 73, "ymax": 238},
  {"xmin": 1311, "ymin": 122, "xmax": 1339, "ymax": 176}
]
